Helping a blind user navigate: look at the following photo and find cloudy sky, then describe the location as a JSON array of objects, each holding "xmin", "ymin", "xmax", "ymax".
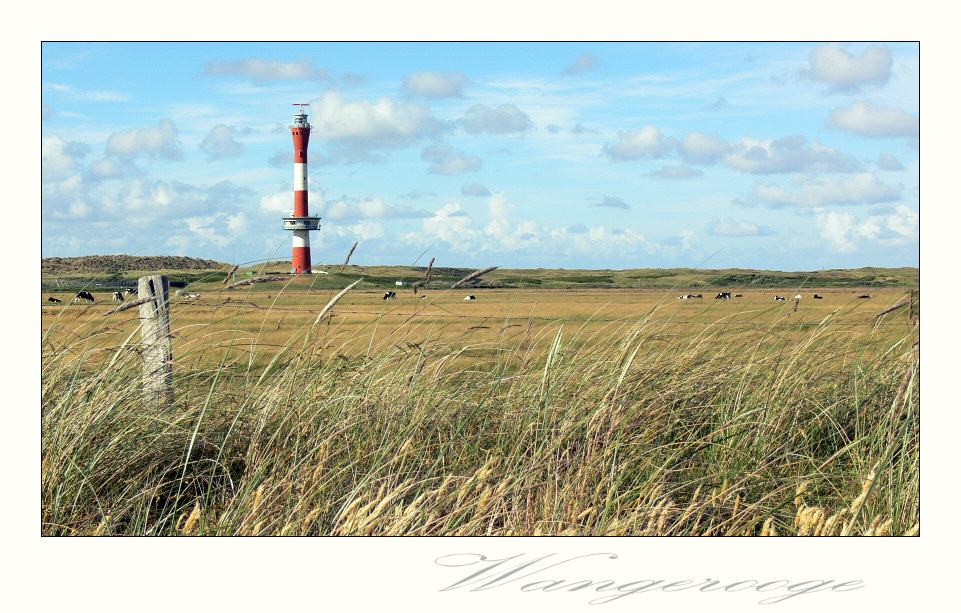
[{"xmin": 41, "ymin": 42, "xmax": 919, "ymax": 271}]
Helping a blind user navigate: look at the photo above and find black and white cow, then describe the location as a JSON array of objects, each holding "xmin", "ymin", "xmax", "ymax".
[
  {"xmin": 47, "ymin": 296, "xmax": 62, "ymax": 304},
  {"xmin": 76, "ymin": 291, "xmax": 94, "ymax": 303},
  {"xmin": 112, "ymin": 291, "xmax": 125, "ymax": 301},
  {"xmin": 774, "ymin": 296, "xmax": 786, "ymax": 301},
  {"xmin": 715, "ymin": 292, "xmax": 731, "ymax": 299},
  {"xmin": 383, "ymin": 291, "xmax": 396, "ymax": 300},
  {"xmin": 678, "ymin": 294, "xmax": 703, "ymax": 300},
  {"xmin": 123, "ymin": 288, "xmax": 137, "ymax": 297},
  {"xmin": 463, "ymin": 295, "xmax": 476, "ymax": 300}
]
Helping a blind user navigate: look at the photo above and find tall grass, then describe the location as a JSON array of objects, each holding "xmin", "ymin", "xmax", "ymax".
[{"xmin": 41, "ymin": 290, "xmax": 919, "ymax": 536}]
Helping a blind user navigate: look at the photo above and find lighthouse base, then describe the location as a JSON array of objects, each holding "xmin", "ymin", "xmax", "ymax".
[{"xmin": 291, "ymin": 245, "xmax": 311, "ymax": 274}]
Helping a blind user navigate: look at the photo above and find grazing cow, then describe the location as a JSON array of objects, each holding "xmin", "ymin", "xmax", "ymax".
[
  {"xmin": 123, "ymin": 288, "xmax": 136, "ymax": 296},
  {"xmin": 383, "ymin": 291, "xmax": 396, "ymax": 300},
  {"xmin": 76, "ymin": 291, "xmax": 94, "ymax": 303},
  {"xmin": 464, "ymin": 295, "xmax": 476, "ymax": 300},
  {"xmin": 813, "ymin": 294, "xmax": 823, "ymax": 299},
  {"xmin": 858, "ymin": 294, "xmax": 871, "ymax": 299},
  {"xmin": 715, "ymin": 292, "xmax": 731, "ymax": 299},
  {"xmin": 112, "ymin": 291, "xmax": 124, "ymax": 301},
  {"xmin": 47, "ymin": 296, "xmax": 62, "ymax": 304},
  {"xmin": 678, "ymin": 294, "xmax": 703, "ymax": 300},
  {"xmin": 774, "ymin": 296, "xmax": 786, "ymax": 301}
]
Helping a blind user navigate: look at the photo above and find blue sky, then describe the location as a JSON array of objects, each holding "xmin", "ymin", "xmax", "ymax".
[{"xmin": 41, "ymin": 42, "xmax": 919, "ymax": 271}]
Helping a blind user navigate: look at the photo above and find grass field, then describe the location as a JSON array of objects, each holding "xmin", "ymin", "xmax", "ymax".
[{"xmin": 41, "ymin": 277, "xmax": 919, "ymax": 536}]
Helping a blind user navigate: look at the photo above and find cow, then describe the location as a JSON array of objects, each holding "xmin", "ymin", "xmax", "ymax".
[
  {"xmin": 715, "ymin": 292, "xmax": 731, "ymax": 299},
  {"xmin": 185, "ymin": 293, "xmax": 201, "ymax": 300},
  {"xmin": 794, "ymin": 294, "xmax": 803, "ymax": 300},
  {"xmin": 464, "ymin": 295, "xmax": 476, "ymax": 300},
  {"xmin": 734, "ymin": 294, "xmax": 743, "ymax": 298},
  {"xmin": 813, "ymin": 294, "xmax": 823, "ymax": 299},
  {"xmin": 47, "ymin": 296, "xmax": 62, "ymax": 304},
  {"xmin": 112, "ymin": 291, "xmax": 124, "ymax": 301},
  {"xmin": 76, "ymin": 291, "xmax": 94, "ymax": 303},
  {"xmin": 678, "ymin": 294, "xmax": 703, "ymax": 300},
  {"xmin": 123, "ymin": 288, "xmax": 136, "ymax": 297},
  {"xmin": 774, "ymin": 296, "xmax": 787, "ymax": 301},
  {"xmin": 858, "ymin": 295, "xmax": 871, "ymax": 299},
  {"xmin": 383, "ymin": 291, "xmax": 396, "ymax": 300}
]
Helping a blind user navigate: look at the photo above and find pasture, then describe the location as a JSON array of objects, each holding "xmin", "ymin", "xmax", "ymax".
[{"xmin": 41, "ymin": 280, "xmax": 919, "ymax": 536}]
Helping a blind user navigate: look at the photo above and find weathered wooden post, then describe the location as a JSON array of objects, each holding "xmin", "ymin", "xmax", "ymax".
[{"xmin": 139, "ymin": 274, "xmax": 172, "ymax": 407}]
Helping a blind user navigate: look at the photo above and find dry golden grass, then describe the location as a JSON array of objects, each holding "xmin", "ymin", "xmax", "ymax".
[{"xmin": 41, "ymin": 283, "xmax": 919, "ymax": 536}]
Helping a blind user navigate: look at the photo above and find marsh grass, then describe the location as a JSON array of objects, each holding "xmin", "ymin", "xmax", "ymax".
[{"xmin": 41, "ymin": 284, "xmax": 919, "ymax": 536}]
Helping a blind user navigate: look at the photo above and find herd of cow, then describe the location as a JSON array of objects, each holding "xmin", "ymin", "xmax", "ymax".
[
  {"xmin": 382, "ymin": 292, "xmax": 475, "ymax": 301},
  {"xmin": 681, "ymin": 292, "xmax": 867, "ymax": 301},
  {"xmin": 47, "ymin": 288, "xmax": 137, "ymax": 304},
  {"xmin": 48, "ymin": 289, "xmax": 875, "ymax": 305}
]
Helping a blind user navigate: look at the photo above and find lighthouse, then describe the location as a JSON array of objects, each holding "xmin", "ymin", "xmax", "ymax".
[{"xmin": 283, "ymin": 104, "xmax": 320, "ymax": 274}]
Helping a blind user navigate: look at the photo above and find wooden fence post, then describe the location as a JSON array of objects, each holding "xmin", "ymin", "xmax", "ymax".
[{"xmin": 139, "ymin": 274, "xmax": 172, "ymax": 407}]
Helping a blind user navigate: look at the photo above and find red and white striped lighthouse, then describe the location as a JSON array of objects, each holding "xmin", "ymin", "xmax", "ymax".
[{"xmin": 283, "ymin": 104, "xmax": 320, "ymax": 274}]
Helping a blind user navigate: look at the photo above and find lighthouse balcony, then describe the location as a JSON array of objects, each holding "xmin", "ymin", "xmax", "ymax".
[{"xmin": 283, "ymin": 215, "xmax": 321, "ymax": 231}]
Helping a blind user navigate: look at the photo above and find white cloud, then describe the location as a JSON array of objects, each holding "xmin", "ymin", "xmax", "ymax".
[
  {"xmin": 402, "ymin": 70, "xmax": 468, "ymax": 98},
  {"xmin": 680, "ymin": 131, "xmax": 731, "ymax": 165},
  {"xmin": 45, "ymin": 82, "xmax": 129, "ymax": 102},
  {"xmin": 592, "ymin": 196, "xmax": 631, "ymax": 209},
  {"xmin": 105, "ymin": 119, "xmax": 183, "ymax": 160},
  {"xmin": 323, "ymin": 196, "xmax": 432, "ymax": 220},
  {"xmin": 804, "ymin": 43, "xmax": 892, "ymax": 93},
  {"xmin": 602, "ymin": 125, "xmax": 678, "ymax": 161},
  {"xmin": 88, "ymin": 157, "xmax": 126, "ymax": 180},
  {"xmin": 405, "ymin": 198, "xmax": 656, "ymax": 261},
  {"xmin": 416, "ymin": 203, "xmax": 482, "ymax": 250},
  {"xmin": 825, "ymin": 100, "xmax": 919, "ymax": 138},
  {"xmin": 722, "ymin": 135, "xmax": 862, "ymax": 175},
  {"xmin": 421, "ymin": 143, "xmax": 483, "ymax": 175},
  {"xmin": 562, "ymin": 53, "xmax": 600, "ymax": 75},
  {"xmin": 487, "ymin": 192, "xmax": 515, "ymax": 220},
  {"xmin": 260, "ymin": 189, "xmax": 299, "ymax": 213},
  {"xmin": 203, "ymin": 57, "xmax": 329, "ymax": 81},
  {"xmin": 459, "ymin": 104, "xmax": 533, "ymax": 135},
  {"xmin": 740, "ymin": 173, "xmax": 902, "ymax": 208},
  {"xmin": 42, "ymin": 134, "xmax": 87, "ymax": 179},
  {"xmin": 102, "ymin": 179, "xmax": 206, "ymax": 217},
  {"xmin": 330, "ymin": 220, "xmax": 386, "ymax": 240},
  {"xmin": 650, "ymin": 166, "xmax": 703, "ymax": 179},
  {"xmin": 461, "ymin": 182, "xmax": 491, "ymax": 197},
  {"xmin": 877, "ymin": 154, "xmax": 905, "ymax": 171},
  {"xmin": 708, "ymin": 217, "xmax": 775, "ymax": 237},
  {"xmin": 814, "ymin": 205, "xmax": 917, "ymax": 253},
  {"xmin": 309, "ymin": 90, "xmax": 447, "ymax": 159},
  {"xmin": 199, "ymin": 124, "xmax": 246, "ymax": 161},
  {"xmin": 661, "ymin": 229, "xmax": 700, "ymax": 253}
]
